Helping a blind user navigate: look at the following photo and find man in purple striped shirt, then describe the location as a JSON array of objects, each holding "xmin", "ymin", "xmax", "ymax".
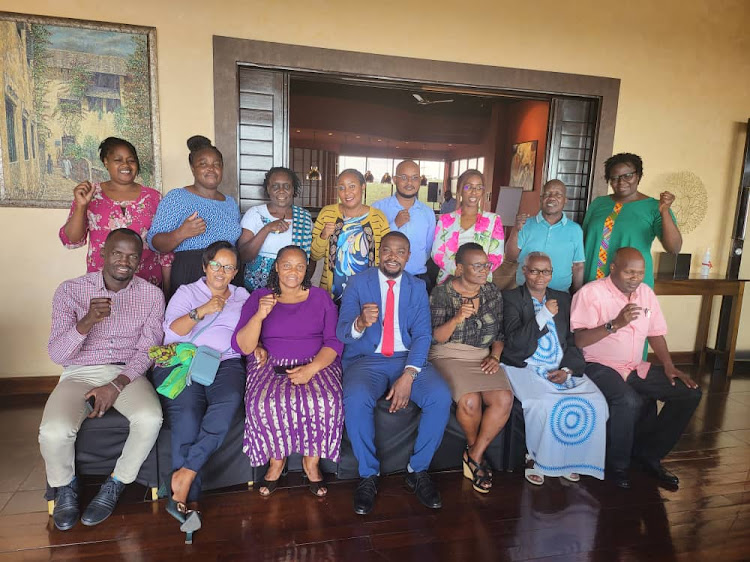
[{"xmin": 40, "ymin": 228, "xmax": 165, "ymax": 531}]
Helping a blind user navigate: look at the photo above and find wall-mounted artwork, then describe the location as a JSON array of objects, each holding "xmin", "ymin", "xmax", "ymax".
[
  {"xmin": 510, "ymin": 140, "xmax": 537, "ymax": 192},
  {"xmin": 0, "ymin": 12, "xmax": 159, "ymax": 208}
]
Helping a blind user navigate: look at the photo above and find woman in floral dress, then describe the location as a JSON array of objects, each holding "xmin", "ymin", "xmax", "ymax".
[
  {"xmin": 59, "ymin": 137, "xmax": 171, "ymax": 287},
  {"xmin": 432, "ymin": 169, "xmax": 504, "ymax": 285}
]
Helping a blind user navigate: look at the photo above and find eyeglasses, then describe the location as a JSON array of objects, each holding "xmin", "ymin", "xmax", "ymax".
[
  {"xmin": 466, "ymin": 262, "xmax": 491, "ymax": 272},
  {"xmin": 208, "ymin": 261, "xmax": 237, "ymax": 273},
  {"xmin": 393, "ymin": 174, "xmax": 420, "ymax": 183},
  {"xmin": 462, "ymin": 184, "xmax": 485, "ymax": 192},
  {"xmin": 526, "ymin": 268, "xmax": 553, "ymax": 276},
  {"xmin": 608, "ymin": 171, "xmax": 638, "ymax": 184},
  {"xmin": 269, "ymin": 183, "xmax": 293, "ymax": 193}
]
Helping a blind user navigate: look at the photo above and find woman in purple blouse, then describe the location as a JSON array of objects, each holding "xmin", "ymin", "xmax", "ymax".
[
  {"xmin": 232, "ymin": 245, "xmax": 344, "ymax": 498},
  {"xmin": 152, "ymin": 241, "xmax": 249, "ymax": 540}
]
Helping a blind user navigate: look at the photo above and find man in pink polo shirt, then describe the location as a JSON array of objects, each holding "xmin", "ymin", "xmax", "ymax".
[{"xmin": 570, "ymin": 247, "xmax": 701, "ymax": 489}]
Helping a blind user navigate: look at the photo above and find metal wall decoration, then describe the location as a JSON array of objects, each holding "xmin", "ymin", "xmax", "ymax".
[
  {"xmin": 663, "ymin": 171, "xmax": 708, "ymax": 234},
  {"xmin": 0, "ymin": 11, "xmax": 160, "ymax": 207}
]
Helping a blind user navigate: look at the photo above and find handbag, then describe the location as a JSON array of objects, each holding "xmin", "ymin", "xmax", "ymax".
[
  {"xmin": 184, "ymin": 311, "xmax": 230, "ymax": 387},
  {"xmin": 186, "ymin": 345, "xmax": 223, "ymax": 386}
]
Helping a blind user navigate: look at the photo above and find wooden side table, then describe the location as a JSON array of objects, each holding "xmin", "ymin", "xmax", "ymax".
[{"xmin": 654, "ymin": 276, "xmax": 746, "ymax": 376}]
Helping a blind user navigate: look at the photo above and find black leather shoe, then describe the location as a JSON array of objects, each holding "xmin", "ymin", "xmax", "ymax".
[
  {"xmin": 641, "ymin": 462, "xmax": 679, "ymax": 487},
  {"xmin": 81, "ymin": 476, "xmax": 125, "ymax": 526},
  {"xmin": 608, "ymin": 469, "xmax": 631, "ymax": 489},
  {"xmin": 353, "ymin": 475, "xmax": 378, "ymax": 515},
  {"xmin": 53, "ymin": 480, "xmax": 80, "ymax": 531},
  {"xmin": 405, "ymin": 471, "xmax": 442, "ymax": 509}
]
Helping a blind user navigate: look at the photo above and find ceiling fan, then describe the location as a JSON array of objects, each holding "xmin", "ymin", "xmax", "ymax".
[{"xmin": 412, "ymin": 93, "xmax": 454, "ymax": 106}]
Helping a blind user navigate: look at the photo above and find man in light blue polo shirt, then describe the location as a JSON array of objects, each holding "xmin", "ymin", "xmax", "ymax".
[
  {"xmin": 505, "ymin": 179, "xmax": 585, "ymax": 292},
  {"xmin": 372, "ymin": 160, "xmax": 437, "ymax": 292}
]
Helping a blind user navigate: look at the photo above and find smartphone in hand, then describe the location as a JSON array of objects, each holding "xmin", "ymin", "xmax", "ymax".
[{"xmin": 84, "ymin": 395, "xmax": 96, "ymax": 416}]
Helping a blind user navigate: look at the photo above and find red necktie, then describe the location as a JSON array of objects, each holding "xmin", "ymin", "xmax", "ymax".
[{"xmin": 382, "ymin": 280, "xmax": 396, "ymax": 357}]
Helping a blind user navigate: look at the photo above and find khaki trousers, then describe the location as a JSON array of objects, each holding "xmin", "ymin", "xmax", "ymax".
[{"xmin": 38, "ymin": 364, "xmax": 163, "ymax": 487}]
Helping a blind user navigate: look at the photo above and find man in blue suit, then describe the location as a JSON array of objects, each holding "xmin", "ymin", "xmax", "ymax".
[{"xmin": 337, "ymin": 231, "xmax": 452, "ymax": 515}]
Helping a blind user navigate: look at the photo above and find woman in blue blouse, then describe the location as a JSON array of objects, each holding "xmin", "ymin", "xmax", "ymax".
[{"xmin": 148, "ymin": 136, "xmax": 242, "ymax": 299}]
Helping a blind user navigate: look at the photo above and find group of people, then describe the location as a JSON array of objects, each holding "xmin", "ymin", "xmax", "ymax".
[{"xmin": 39, "ymin": 137, "xmax": 702, "ymax": 543}]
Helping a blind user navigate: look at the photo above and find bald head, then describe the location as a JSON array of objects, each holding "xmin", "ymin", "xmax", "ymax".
[
  {"xmin": 394, "ymin": 160, "xmax": 421, "ymax": 199},
  {"xmin": 540, "ymin": 180, "xmax": 567, "ymax": 220},
  {"xmin": 609, "ymin": 247, "xmax": 646, "ymax": 295}
]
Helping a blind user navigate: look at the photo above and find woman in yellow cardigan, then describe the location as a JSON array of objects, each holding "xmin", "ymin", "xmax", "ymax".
[{"xmin": 311, "ymin": 169, "xmax": 390, "ymax": 303}]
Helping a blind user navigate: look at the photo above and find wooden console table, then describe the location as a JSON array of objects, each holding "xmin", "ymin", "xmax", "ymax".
[{"xmin": 654, "ymin": 276, "xmax": 746, "ymax": 376}]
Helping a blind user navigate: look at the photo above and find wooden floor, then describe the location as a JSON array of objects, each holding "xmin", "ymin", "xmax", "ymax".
[{"xmin": 1, "ymin": 364, "xmax": 750, "ymax": 561}]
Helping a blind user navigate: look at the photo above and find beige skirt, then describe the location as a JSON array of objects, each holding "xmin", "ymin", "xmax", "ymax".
[{"xmin": 429, "ymin": 342, "xmax": 511, "ymax": 402}]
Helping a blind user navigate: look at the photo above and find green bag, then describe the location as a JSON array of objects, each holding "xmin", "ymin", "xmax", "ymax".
[{"xmin": 149, "ymin": 342, "xmax": 198, "ymax": 399}]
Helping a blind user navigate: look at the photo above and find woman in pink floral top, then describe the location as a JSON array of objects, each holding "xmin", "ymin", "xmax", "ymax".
[
  {"xmin": 59, "ymin": 137, "xmax": 172, "ymax": 287},
  {"xmin": 432, "ymin": 169, "xmax": 504, "ymax": 285}
]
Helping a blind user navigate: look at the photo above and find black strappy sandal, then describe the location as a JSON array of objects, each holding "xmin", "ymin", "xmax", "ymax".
[
  {"xmin": 462, "ymin": 446, "xmax": 492, "ymax": 494},
  {"xmin": 259, "ymin": 460, "xmax": 287, "ymax": 496}
]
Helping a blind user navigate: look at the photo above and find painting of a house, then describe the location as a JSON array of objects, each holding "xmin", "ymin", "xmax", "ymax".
[{"xmin": 0, "ymin": 13, "xmax": 159, "ymax": 207}]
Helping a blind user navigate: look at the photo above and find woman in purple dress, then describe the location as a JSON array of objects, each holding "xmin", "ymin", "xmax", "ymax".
[{"xmin": 232, "ymin": 245, "xmax": 344, "ymax": 497}]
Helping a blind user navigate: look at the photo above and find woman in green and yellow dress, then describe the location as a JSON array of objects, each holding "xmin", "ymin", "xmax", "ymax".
[{"xmin": 582, "ymin": 152, "xmax": 682, "ymax": 288}]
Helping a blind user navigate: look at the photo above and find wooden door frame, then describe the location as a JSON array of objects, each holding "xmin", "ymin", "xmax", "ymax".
[{"xmin": 213, "ymin": 36, "xmax": 619, "ymax": 203}]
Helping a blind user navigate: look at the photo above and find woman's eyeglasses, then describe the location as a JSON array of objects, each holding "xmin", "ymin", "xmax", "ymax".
[
  {"xmin": 608, "ymin": 171, "xmax": 637, "ymax": 184},
  {"xmin": 462, "ymin": 184, "xmax": 485, "ymax": 192},
  {"xmin": 466, "ymin": 262, "xmax": 491, "ymax": 272},
  {"xmin": 526, "ymin": 268, "xmax": 553, "ymax": 277},
  {"xmin": 207, "ymin": 261, "xmax": 238, "ymax": 273}
]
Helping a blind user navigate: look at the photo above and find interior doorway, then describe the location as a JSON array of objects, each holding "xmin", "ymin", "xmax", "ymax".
[{"xmin": 213, "ymin": 37, "xmax": 619, "ymax": 220}]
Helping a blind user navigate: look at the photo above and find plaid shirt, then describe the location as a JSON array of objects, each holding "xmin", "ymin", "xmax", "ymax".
[
  {"xmin": 48, "ymin": 272, "xmax": 165, "ymax": 380},
  {"xmin": 429, "ymin": 280, "xmax": 504, "ymax": 348}
]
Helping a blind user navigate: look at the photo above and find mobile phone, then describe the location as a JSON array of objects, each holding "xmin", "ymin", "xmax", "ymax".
[
  {"xmin": 273, "ymin": 363, "xmax": 310, "ymax": 375},
  {"xmin": 84, "ymin": 395, "xmax": 96, "ymax": 415}
]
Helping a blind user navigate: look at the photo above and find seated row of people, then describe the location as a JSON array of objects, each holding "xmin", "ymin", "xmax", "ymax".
[{"xmin": 40, "ymin": 228, "xmax": 701, "ymax": 545}]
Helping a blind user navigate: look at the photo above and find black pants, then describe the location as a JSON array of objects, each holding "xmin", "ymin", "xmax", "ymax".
[{"xmin": 584, "ymin": 363, "xmax": 702, "ymax": 471}]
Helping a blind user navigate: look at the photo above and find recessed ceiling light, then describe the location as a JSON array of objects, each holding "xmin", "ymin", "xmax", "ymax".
[
  {"xmin": 448, "ymin": 144, "xmax": 453, "ymax": 147},
  {"xmin": 296, "ymin": 130, "xmax": 301, "ymax": 133},
  {"xmin": 356, "ymin": 135, "xmax": 361, "ymax": 139},
  {"xmin": 328, "ymin": 132, "xmax": 333, "ymax": 136},
  {"xmin": 377, "ymin": 139, "xmax": 382, "ymax": 142},
  {"xmin": 396, "ymin": 146, "xmax": 400, "ymax": 149}
]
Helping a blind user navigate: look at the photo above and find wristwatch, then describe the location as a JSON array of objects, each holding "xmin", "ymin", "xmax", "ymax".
[
  {"xmin": 188, "ymin": 308, "xmax": 201, "ymax": 322},
  {"xmin": 405, "ymin": 367, "xmax": 418, "ymax": 381},
  {"xmin": 604, "ymin": 321, "xmax": 617, "ymax": 334}
]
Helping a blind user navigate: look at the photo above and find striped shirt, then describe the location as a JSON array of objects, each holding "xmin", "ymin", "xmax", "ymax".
[{"xmin": 48, "ymin": 272, "xmax": 165, "ymax": 381}]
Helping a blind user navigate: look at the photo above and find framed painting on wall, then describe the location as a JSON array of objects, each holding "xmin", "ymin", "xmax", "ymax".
[
  {"xmin": 510, "ymin": 140, "xmax": 537, "ymax": 192},
  {"xmin": 0, "ymin": 11, "xmax": 160, "ymax": 208}
]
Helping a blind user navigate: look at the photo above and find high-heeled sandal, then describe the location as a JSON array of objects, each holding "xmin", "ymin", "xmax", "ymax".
[
  {"xmin": 302, "ymin": 472, "xmax": 328, "ymax": 497},
  {"xmin": 462, "ymin": 446, "xmax": 491, "ymax": 494},
  {"xmin": 259, "ymin": 460, "xmax": 287, "ymax": 496},
  {"xmin": 180, "ymin": 510, "xmax": 202, "ymax": 544}
]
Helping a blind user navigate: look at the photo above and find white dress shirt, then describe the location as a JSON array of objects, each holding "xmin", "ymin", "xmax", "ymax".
[{"xmin": 351, "ymin": 271, "xmax": 420, "ymax": 371}]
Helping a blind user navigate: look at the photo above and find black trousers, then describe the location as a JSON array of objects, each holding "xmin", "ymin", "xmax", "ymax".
[{"xmin": 584, "ymin": 363, "xmax": 702, "ymax": 471}]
